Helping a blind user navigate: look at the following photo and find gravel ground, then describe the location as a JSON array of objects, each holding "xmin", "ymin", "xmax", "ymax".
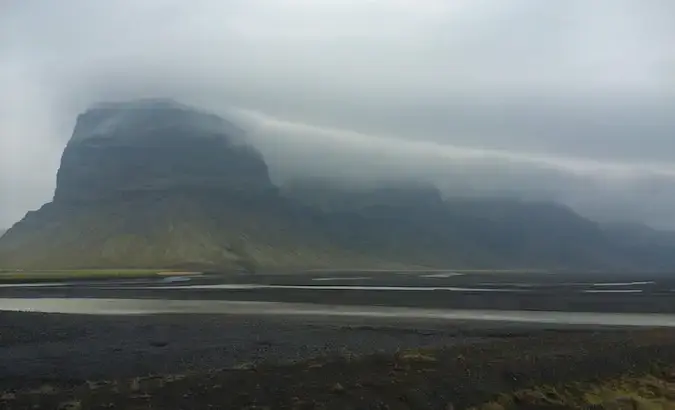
[
  {"xmin": 2, "ymin": 313, "xmax": 675, "ymax": 409},
  {"xmin": 0, "ymin": 311, "xmax": 534, "ymax": 392}
]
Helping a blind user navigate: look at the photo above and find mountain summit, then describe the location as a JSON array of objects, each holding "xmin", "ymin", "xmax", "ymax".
[
  {"xmin": 55, "ymin": 98, "xmax": 272, "ymax": 203},
  {"xmin": 3, "ymin": 99, "xmax": 675, "ymax": 271}
]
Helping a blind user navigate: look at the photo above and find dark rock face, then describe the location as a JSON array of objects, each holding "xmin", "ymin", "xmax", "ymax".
[
  {"xmin": 54, "ymin": 99, "xmax": 274, "ymax": 203},
  {"xmin": 281, "ymin": 179, "xmax": 444, "ymax": 213}
]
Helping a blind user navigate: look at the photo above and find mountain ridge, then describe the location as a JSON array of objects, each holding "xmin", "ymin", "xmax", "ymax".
[{"xmin": 2, "ymin": 99, "xmax": 675, "ymax": 271}]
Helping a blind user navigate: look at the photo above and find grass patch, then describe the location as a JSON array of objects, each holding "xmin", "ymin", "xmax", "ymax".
[
  {"xmin": 397, "ymin": 348, "xmax": 438, "ymax": 363},
  {"xmin": 470, "ymin": 374, "xmax": 675, "ymax": 409},
  {"xmin": 0, "ymin": 269, "xmax": 171, "ymax": 282}
]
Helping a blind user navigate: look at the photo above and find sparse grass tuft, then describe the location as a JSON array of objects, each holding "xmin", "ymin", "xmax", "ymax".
[
  {"xmin": 395, "ymin": 347, "xmax": 438, "ymax": 363},
  {"xmin": 470, "ymin": 373, "xmax": 675, "ymax": 409},
  {"xmin": 399, "ymin": 351, "xmax": 437, "ymax": 363},
  {"xmin": 57, "ymin": 400, "xmax": 82, "ymax": 410},
  {"xmin": 468, "ymin": 402, "xmax": 505, "ymax": 410}
]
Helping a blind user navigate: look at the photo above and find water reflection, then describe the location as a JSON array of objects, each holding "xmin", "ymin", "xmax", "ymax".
[{"xmin": 2, "ymin": 298, "xmax": 675, "ymax": 327}]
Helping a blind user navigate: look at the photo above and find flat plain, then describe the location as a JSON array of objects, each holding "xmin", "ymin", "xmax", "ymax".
[{"xmin": 2, "ymin": 270, "xmax": 675, "ymax": 409}]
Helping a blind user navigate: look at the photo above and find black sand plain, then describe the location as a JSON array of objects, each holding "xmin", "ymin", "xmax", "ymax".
[{"xmin": 2, "ymin": 270, "xmax": 675, "ymax": 409}]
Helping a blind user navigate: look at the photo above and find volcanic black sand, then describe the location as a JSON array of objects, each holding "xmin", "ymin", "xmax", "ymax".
[
  {"xmin": 2, "ymin": 271, "xmax": 675, "ymax": 409},
  {"xmin": 2, "ymin": 311, "xmax": 675, "ymax": 409}
]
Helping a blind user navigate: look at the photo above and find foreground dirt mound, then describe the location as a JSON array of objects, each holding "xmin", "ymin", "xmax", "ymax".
[{"xmin": 3, "ymin": 329, "xmax": 675, "ymax": 409}]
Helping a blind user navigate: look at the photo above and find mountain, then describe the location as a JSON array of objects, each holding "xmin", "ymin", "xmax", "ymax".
[
  {"xmin": 281, "ymin": 179, "xmax": 444, "ymax": 212},
  {"xmin": 0, "ymin": 99, "xmax": 389, "ymax": 270},
  {"xmin": 600, "ymin": 222, "xmax": 675, "ymax": 271},
  {"xmin": 54, "ymin": 99, "xmax": 272, "ymax": 203},
  {"xmin": 282, "ymin": 180, "xmax": 627, "ymax": 270},
  {"xmin": 2, "ymin": 98, "xmax": 675, "ymax": 271}
]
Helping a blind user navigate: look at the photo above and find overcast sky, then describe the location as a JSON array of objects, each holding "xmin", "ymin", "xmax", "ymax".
[{"xmin": 2, "ymin": 0, "xmax": 675, "ymax": 228}]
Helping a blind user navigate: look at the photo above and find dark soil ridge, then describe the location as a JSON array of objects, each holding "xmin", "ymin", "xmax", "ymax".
[{"xmin": 3, "ymin": 329, "xmax": 675, "ymax": 409}]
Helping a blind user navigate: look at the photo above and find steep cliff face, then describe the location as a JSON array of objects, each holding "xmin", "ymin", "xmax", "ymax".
[{"xmin": 54, "ymin": 99, "xmax": 274, "ymax": 203}]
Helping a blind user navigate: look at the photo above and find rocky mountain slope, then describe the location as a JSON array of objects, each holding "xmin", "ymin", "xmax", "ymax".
[
  {"xmin": 281, "ymin": 179, "xmax": 628, "ymax": 270},
  {"xmin": 1, "ymin": 99, "xmax": 674, "ymax": 271},
  {"xmin": 0, "ymin": 100, "xmax": 397, "ymax": 270}
]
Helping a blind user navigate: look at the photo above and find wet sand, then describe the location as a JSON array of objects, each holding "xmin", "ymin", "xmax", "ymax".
[{"xmin": 3, "ymin": 270, "xmax": 675, "ymax": 313}]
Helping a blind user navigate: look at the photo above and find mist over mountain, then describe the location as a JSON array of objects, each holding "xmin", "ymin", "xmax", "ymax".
[
  {"xmin": 55, "ymin": 98, "xmax": 272, "ymax": 203},
  {"xmin": 0, "ymin": 100, "xmax": 373, "ymax": 270},
  {"xmin": 2, "ymin": 99, "xmax": 675, "ymax": 271},
  {"xmin": 228, "ymin": 107, "xmax": 675, "ymax": 230},
  {"xmin": 4, "ymin": 1, "xmax": 675, "ymax": 232}
]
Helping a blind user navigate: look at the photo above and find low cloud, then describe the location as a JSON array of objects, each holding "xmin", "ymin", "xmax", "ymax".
[
  {"xmin": 232, "ymin": 108, "xmax": 675, "ymax": 228},
  {"xmin": 3, "ymin": 0, "xmax": 675, "ymax": 228}
]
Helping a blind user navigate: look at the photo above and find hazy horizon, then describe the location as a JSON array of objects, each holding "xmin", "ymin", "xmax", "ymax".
[{"xmin": 3, "ymin": 0, "xmax": 675, "ymax": 228}]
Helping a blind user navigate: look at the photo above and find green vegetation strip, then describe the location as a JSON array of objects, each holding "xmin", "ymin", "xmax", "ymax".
[
  {"xmin": 477, "ymin": 374, "xmax": 675, "ymax": 410},
  {"xmin": 3, "ymin": 329, "xmax": 675, "ymax": 409},
  {"xmin": 0, "ymin": 269, "xmax": 169, "ymax": 283}
]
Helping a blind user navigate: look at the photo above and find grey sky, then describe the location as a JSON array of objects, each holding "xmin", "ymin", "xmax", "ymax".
[{"xmin": 2, "ymin": 0, "xmax": 675, "ymax": 228}]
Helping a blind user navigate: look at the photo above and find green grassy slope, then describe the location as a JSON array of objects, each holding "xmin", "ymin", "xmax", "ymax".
[
  {"xmin": 0, "ymin": 194, "xmax": 408, "ymax": 270},
  {"xmin": 4, "ymin": 189, "xmax": 673, "ymax": 271}
]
